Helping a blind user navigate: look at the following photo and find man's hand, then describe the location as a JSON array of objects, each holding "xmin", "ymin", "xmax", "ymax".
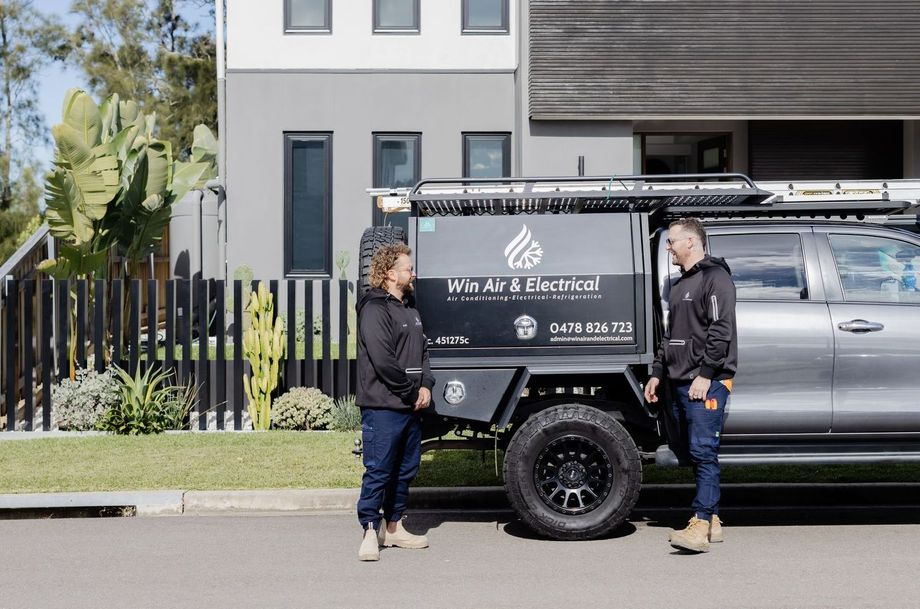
[
  {"xmin": 414, "ymin": 387, "xmax": 432, "ymax": 410},
  {"xmin": 644, "ymin": 377, "xmax": 660, "ymax": 403},
  {"xmin": 688, "ymin": 376, "xmax": 711, "ymax": 401}
]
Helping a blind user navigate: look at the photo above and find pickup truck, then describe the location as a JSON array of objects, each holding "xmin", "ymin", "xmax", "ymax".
[{"xmin": 360, "ymin": 174, "xmax": 920, "ymax": 540}]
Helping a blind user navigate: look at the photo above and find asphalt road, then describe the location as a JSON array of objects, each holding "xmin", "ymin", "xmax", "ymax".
[{"xmin": 4, "ymin": 493, "xmax": 920, "ymax": 609}]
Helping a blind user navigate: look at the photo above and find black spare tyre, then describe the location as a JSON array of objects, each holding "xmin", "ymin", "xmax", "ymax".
[
  {"xmin": 503, "ymin": 403, "xmax": 642, "ymax": 540},
  {"xmin": 358, "ymin": 226, "xmax": 407, "ymax": 296}
]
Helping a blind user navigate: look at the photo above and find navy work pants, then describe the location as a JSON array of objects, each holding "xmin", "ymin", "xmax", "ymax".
[
  {"xmin": 356, "ymin": 407, "xmax": 422, "ymax": 530},
  {"xmin": 669, "ymin": 380, "xmax": 731, "ymax": 520}
]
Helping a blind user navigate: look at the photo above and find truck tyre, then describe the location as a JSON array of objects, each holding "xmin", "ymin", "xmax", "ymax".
[
  {"xmin": 358, "ymin": 226, "xmax": 406, "ymax": 295},
  {"xmin": 503, "ymin": 404, "xmax": 642, "ymax": 540}
]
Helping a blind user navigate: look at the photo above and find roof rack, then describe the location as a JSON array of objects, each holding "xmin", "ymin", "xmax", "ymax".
[
  {"xmin": 401, "ymin": 174, "xmax": 773, "ymax": 216},
  {"xmin": 368, "ymin": 174, "xmax": 920, "ymax": 219}
]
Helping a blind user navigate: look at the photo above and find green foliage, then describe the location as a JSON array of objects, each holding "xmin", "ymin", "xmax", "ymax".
[
  {"xmin": 98, "ymin": 364, "xmax": 196, "ymax": 434},
  {"xmin": 0, "ymin": 2, "xmax": 69, "ymax": 211},
  {"xmin": 330, "ymin": 394, "xmax": 361, "ymax": 432},
  {"xmin": 68, "ymin": 0, "xmax": 216, "ymax": 159},
  {"xmin": 51, "ymin": 366, "xmax": 121, "ymax": 431},
  {"xmin": 39, "ymin": 88, "xmax": 215, "ymax": 280},
  {"xmin": 271, "ymin": 387, "xmax": 334, "ymax": 431},
  {"xmin": 242, "ymin": 282, "xmax": 285, "ymax": 430}
]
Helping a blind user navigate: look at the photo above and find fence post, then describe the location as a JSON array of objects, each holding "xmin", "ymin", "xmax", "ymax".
[
  {"xmin": 337, "ymin": 280, "xmax": 348, "ymax": 398},
  {"xmin": 303, "ymin": 280, "xmax": 314, "ymax": 389},
  {"xmin": 4, "ymin": 276, "xmax": 18, "ymax": 431},
  {"xmin": 197, "ymin": 279, "xmax": 209, "ymax": 430},
  {"xmin": 321, "ymin": 280, "xmax": 331, "ymax": 394},
  {"xmin": 216, "ymin": 279, "xmax": 226, "ymax": 430},
  {"xmin": 233, "ymin": 280, "xmax": 243, "ymax": 430},
  {"xmin": 93, "ymin": 279, "xmax": 105, "ymax": 374},
  {"xmin": 22, "ymin": 280, "xmax": 33, "ymax": 431}
]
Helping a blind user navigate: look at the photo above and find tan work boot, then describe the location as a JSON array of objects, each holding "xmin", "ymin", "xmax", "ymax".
[
  {"xmin": 709, "ymin": 515, "xmax": 723, "ymax": 543},
  {"xmin": 358, "ymin": 528, "xmax": 380, "ymax": 561},
  {"xmin": 378, "ymin": 520, "xmax": 429, "ymax": 549},
  {"xmin": 669, "ymin": 517, "xmax": 711, "ymax": 553}
]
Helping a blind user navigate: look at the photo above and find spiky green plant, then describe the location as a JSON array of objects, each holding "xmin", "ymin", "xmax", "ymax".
[
  {"xmin": 99, "ymin": 365, "xmax": 195, "ymax": 435},
  {"xmin": 242, "ymin": 282, "xmax": 285, "ymax": 430}
]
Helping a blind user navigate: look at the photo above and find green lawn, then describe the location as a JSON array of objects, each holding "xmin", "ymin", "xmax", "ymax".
[
  {"xmin": 0, "ymin": 432, "xmax": 500, "ymax": 493},
  {"xmin": 2, "ymin": 432, "xmax": 920, "ymax": 494}
]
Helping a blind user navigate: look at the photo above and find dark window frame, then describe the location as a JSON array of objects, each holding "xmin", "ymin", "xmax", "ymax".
[
  {"xmin": 284, "ymin": 132, "xmax": 333, "ymax": 278},
  {"xmin": 373, "ymin": 0, "xmax": 420, "ymax": 33},
  {"xmin": 462, "ymin": 132, "xmax": 511, "ymax": 178},
  {"xmin": 372, "ymin": 133, "xmax": 421, "ymax": 228},
  {"xmin": 461, "ymin": 0, "xmax": 509, "ymax": 34},
  {"xmin": 708, "ymin": 232, "xmax": 810, "ymax": 302},
  {"xmin": 372, "ymin": 132, "xmax": 422, "ymax": 189},
  {"xmin": 284, "ymin": 0, "xmax": 332, "ymax": 34}
]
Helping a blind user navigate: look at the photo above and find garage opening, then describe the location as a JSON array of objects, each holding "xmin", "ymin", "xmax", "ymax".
[{"xmin": 749, "ymin": 121, "xmax": 903, "ymax": 181}]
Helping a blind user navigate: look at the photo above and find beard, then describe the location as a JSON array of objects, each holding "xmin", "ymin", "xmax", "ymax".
[{"xmin": 402, "ymin": 279, "xmax": 415, "ymax": 293}]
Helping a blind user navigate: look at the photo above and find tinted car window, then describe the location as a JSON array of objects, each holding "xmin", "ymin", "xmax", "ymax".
[
  {"xmin": 829, "ymin": 234, "xmax": 920, "ymax": 304},
  {"xmin": 708, "ymin": 233, "xmax": 808, "ymax": 300}
]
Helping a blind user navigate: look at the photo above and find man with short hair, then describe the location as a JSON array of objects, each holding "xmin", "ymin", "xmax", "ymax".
[
  {"xmin": 355, "ymin": 242, "xmax": 434, "ymax": 561},
  {"xmin": 644, "ymin": 217, "xmax": 737, "ymax": 553}
]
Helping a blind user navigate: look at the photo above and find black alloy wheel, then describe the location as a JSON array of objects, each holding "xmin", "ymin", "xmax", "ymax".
[
  {"xmin": 534, "ymin": 434, "xmax": 614, "ymax": 516},
  {"xmin": 504, "ymin": 403, "xmax": 642, "ymax": 540}
]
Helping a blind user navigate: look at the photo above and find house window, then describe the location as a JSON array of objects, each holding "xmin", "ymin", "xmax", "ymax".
[
  {"xmin": 285, "ymin": 0, "xmax": 331, "ymax": 32},
  {"xmin": 462, "ymin": 0, "xmax": 508, "ymax": 33},
  {"xmin": 463, "ymin": 133, "xmax": 510, "ymax": 178},
  {"xmin": 373, "ymin": 134, "xmax": 420, "ymax": 229},
  {"xmin": 374, "ymin": 0, "xmax": 419, "ymax": 32},
  {"xmin": 285, "ymin": 134, "xmax": 332, "ymax": 276}
]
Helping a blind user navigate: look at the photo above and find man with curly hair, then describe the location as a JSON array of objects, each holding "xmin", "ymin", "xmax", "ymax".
[{"xmin": 355, "ymin": 241, "xmax": 434, "ymax": 561}]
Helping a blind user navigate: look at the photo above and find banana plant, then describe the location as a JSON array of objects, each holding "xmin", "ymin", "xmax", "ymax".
[
  {"xmin": 37, "ymin": 89, "xmax": 216, "ymax": 377},
  {"xmin": 39, "ymin": 88, "xmax": 214, "ymax": 280},
  {"xmin": 242, "ymin": 282, "xmax": 286, "ymax": 430}
]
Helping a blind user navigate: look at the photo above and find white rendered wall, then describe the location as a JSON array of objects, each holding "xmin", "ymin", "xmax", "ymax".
[{"xmin": 227, "ymin": 0, "xmax": 517, "ymax": 70}]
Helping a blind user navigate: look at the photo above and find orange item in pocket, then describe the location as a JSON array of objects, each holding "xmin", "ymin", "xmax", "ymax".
[
  {"xmin": 705, "ymin": 398, "xmax": 718, "ymax": 410},
  {"xmin": 720, "ymin": 379, "xmax": 734, "ymax": 392}
]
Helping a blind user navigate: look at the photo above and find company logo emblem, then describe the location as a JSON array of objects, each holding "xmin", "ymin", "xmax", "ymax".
[{"xmin": 504, "ymin": 224, "xmax": 544, "ymax": 270}]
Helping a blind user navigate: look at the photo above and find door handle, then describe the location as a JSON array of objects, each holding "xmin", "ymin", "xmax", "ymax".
[{"xmin": 837, "ymin": 319, "xmax": 885, "ymax": 333}]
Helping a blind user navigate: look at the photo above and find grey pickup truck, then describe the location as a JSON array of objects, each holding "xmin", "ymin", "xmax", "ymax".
[{"xmin": 360, "ymin": 174, "xmax": 920, "ymax": 540}]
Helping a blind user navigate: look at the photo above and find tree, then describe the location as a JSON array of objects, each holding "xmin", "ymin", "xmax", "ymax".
[
  {"xmin": 68, "ymin": 0, "xmax": 216, "ymax": 159},
  {"xmin": 0, "ymin": 0, "xmax": 68, "ymax": 211}
]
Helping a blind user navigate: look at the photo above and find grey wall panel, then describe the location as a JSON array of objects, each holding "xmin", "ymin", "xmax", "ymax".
[
  {"xmin": 224, "ymin": 71, "xmax": 514, "ymax": 284},
  {"xmin": 529, "ymin": 0, "xmax": 920, "ymax": 118}
]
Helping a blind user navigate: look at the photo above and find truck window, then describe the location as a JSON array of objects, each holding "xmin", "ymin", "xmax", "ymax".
[
  {"xmin": 708, "ymin": 233, "xmax": 808, "ymax": 300},
  {"xmin": 828, "ymin": 235, "xmax": 920, "ymax": 304}
]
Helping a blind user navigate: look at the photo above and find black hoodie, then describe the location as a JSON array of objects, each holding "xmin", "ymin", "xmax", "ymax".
[
  {"xmin": 651, "ymin": 255, "xmax": 738, "ymax": 383},
  {"xmin": 356, "ymin": 288, "xmax": 435, "ymax": 410}
]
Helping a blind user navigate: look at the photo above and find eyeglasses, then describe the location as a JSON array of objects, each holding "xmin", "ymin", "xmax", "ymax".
[{"xmin": 666, "ymin": 236, "xmax": 690, "ymax": 246}]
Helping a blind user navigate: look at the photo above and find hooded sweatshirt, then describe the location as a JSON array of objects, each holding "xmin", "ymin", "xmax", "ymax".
[
  {"xmin": 651, "ymin": 255, "xmax": 738, "ymax": 383},
  {"xmin": 356, "ymin": 288, "xmax": 435, "ymax": 410}
]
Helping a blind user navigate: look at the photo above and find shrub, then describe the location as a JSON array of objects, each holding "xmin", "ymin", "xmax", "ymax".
[
  {"xmin": 98, "ymin": 365, "xmax": 197, "ymax": 435},
  {"xmin": 272, "ymin": 387, "xmax": 334, "ymax": 430},
  {"xmin": 52, "ymin": 367, "xmax": 121, "ymax": 431},
  {"xmin": 330, "ymin": 394, "xmax": 361, "ymax": 432}
]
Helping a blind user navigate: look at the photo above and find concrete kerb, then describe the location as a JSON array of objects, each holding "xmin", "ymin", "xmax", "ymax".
[
  {"xmin": 0, "ymin": 487, "xmax": 510, "ymax": 517},
  {"xmin": 5, "ymin": 483, "xmax": 920, "ymax": 518}
]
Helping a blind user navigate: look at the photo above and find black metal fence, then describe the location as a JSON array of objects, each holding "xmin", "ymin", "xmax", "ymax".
[{"xmin": 0, "ymin": 278, "xmax": 356, "ymax": 431}]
